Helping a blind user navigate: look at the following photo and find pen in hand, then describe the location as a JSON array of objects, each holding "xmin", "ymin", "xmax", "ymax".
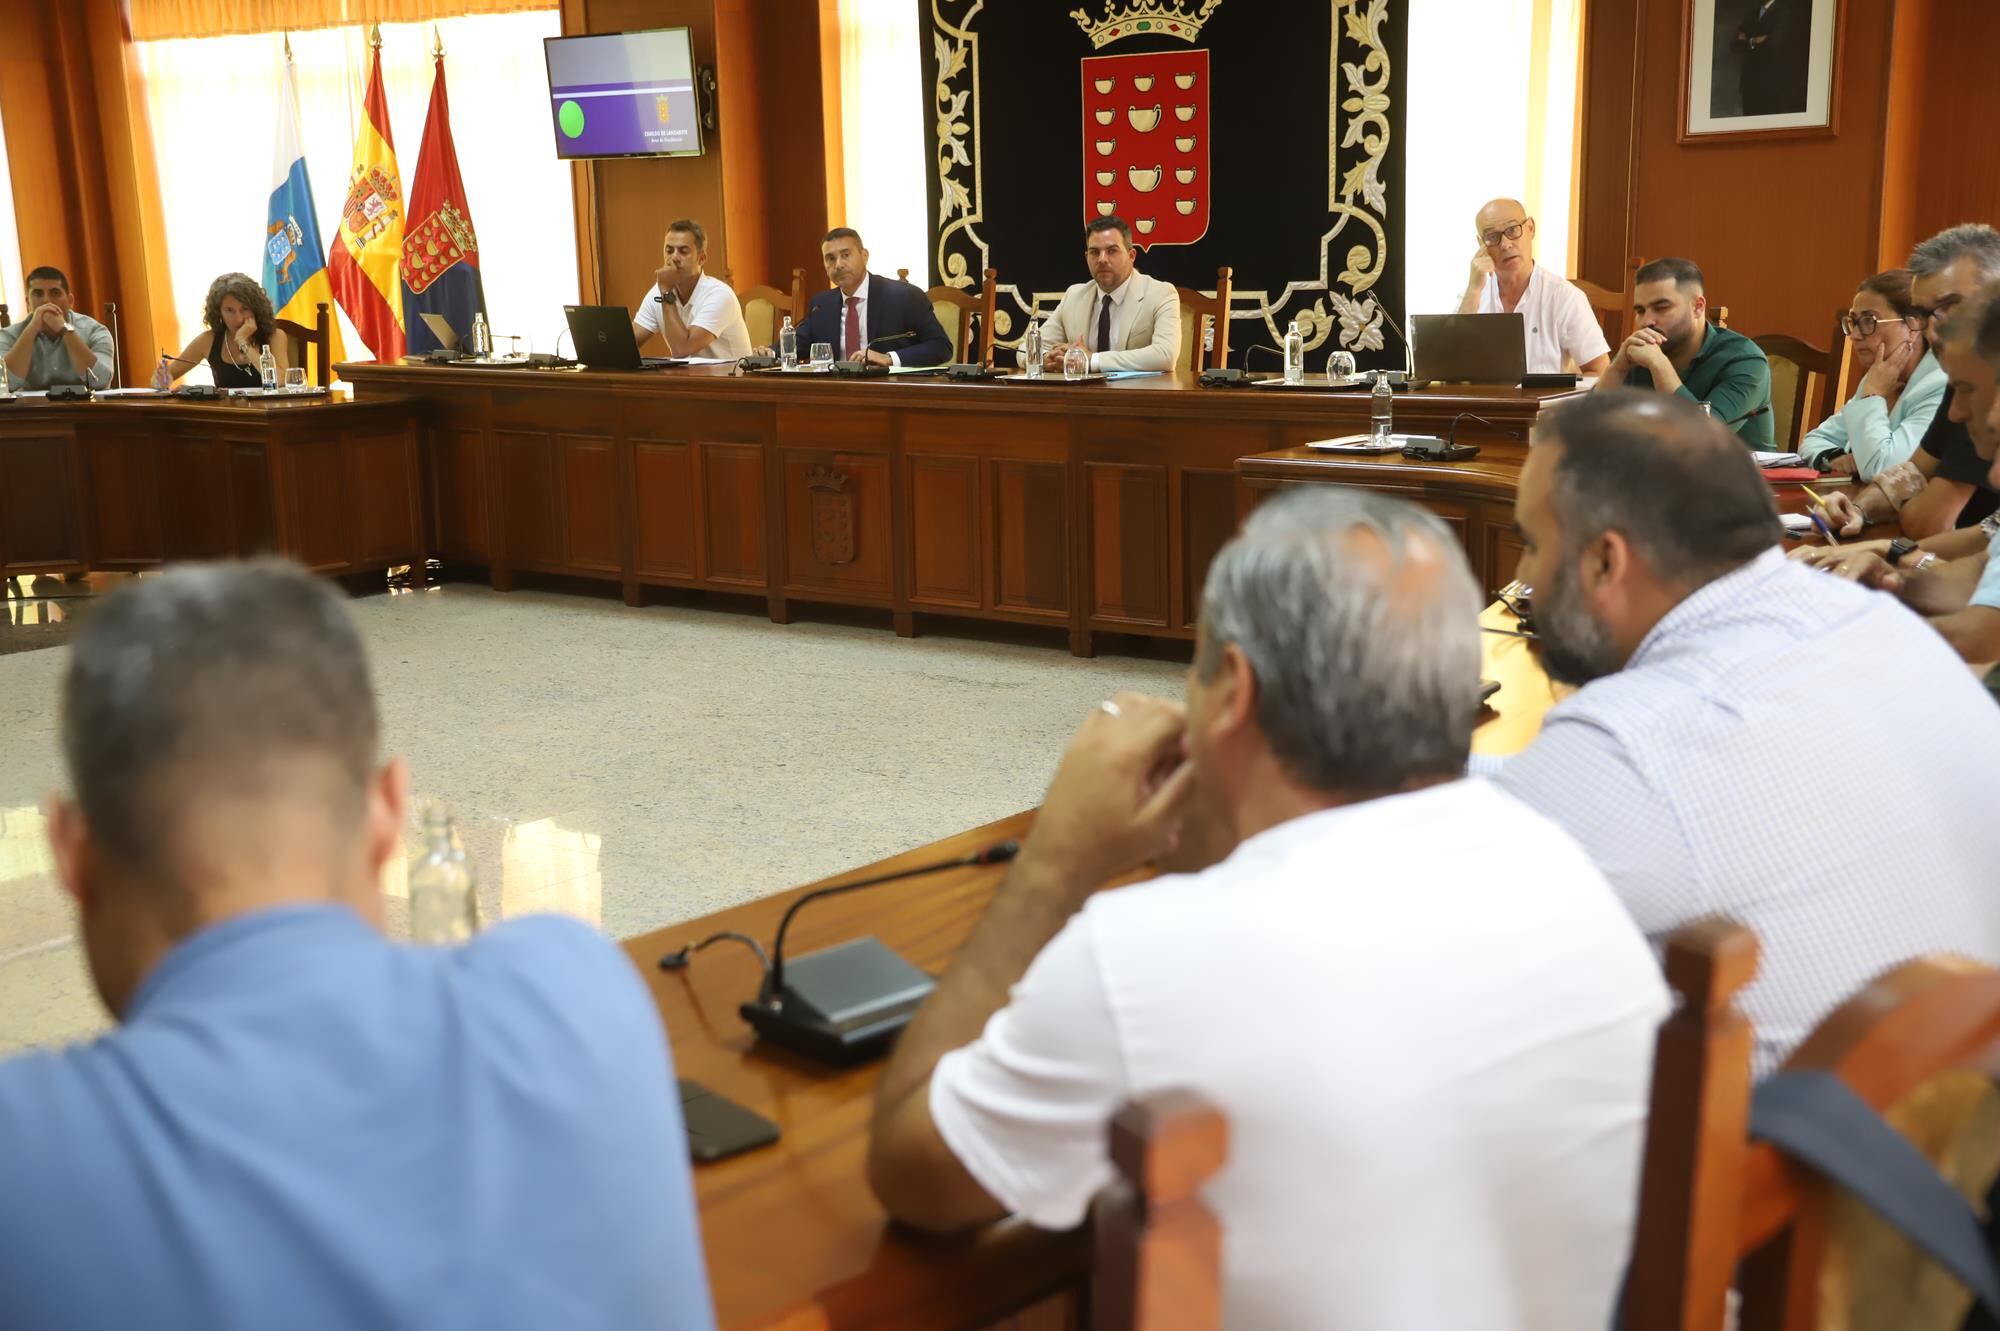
[{"xmin": 1799, "ymin": 483, "xmax": 1841, "ymax": 547}]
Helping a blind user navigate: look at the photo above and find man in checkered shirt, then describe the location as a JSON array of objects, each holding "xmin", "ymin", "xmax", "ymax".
[{"xmin": 1489, "ymin": 389, "xmax": 2000, "ymax": 1074}]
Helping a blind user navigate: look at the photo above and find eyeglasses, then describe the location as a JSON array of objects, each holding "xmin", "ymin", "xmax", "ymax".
[
  {"xmin": 1478, "ymin": 220, "xmax": 1529, "ymax": 248},
  {"xmin": 1838, "ymin": 310, "xmax": 1908, "ymax": 337}
]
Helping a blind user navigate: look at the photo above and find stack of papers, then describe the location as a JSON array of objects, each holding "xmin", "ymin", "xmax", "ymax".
[{"xmin": 1754, "ymin": 450, "xmax": 1806, "ymax": 468}]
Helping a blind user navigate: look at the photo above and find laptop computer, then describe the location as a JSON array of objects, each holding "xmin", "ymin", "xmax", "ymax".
[
  {"xmin": 1410, "ymin": 313, "xmax": 1527, "ymax": 384},
  {"xmin": 563, "ymin": 305, "xmax": 685, "ymax": 371},
  {"xmin": 419, "ymin": 312, "xmax": 461, "ymax": 350}
]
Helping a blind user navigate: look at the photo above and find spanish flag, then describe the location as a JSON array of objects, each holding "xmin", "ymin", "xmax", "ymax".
[
  {"xmin": 263, "ymin": 47, "xmax": 345, "ymax": 369},
  {"xmin": 328, "ymin": 31, "xmax": 405, "ymax": 362}
]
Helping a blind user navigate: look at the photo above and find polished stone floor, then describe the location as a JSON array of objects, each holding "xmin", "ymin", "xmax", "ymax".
[{"xmin": 0, "ymin": 574, "xmax": 1188, "ymax": 1052}]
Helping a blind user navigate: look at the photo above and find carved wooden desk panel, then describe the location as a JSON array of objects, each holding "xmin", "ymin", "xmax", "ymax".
[
  {"xmin": 340, "ymin": 364, "xmax": 1578, "ymax": 654},
  {"xmin": 0, "ymin": 395, "xmax": 424, "ymax": 579}
]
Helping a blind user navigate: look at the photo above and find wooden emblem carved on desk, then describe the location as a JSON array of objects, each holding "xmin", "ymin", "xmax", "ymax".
[{"xmin": 807, "ymin": 464, "xmax": 856, "ymax": 565}]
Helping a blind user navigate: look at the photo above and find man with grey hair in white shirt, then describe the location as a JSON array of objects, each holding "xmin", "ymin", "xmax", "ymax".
[
  {"xmin": 1494, "ymin": 389, "xmax": 2000, "ymax": 1074},
  {"xmin": 868, "ymin": 486, "xmax": 1669, "ymax": 1331}
]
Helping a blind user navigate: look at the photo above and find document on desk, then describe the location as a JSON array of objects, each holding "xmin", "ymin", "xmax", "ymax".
[
  {"xmin": 1754, "ymin": 450, "xmax": 1807, "ymax": 468},
  {"xmin": 95, "ymin": 387, "xmax": 163, "ymax": 397},
  {"xmin": 1103, "ymin": 370, "xmax": 1163, "ymax": 381},
  {"xmin": 680, "ymin": 356, "xmax": 739, "ymax": 366}
]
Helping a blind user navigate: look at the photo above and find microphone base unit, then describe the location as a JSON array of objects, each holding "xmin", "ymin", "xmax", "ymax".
[
  {"xmin": 831, "ymin": 360, "xmax": 891, "ymax": 378},
  {"xmin": 740, "ymin": 937, "xmax": 935, "ymax": 1066},
  {"xmin": 946, "ymin": 363, "xmax": 1003, "ymax": 380}
]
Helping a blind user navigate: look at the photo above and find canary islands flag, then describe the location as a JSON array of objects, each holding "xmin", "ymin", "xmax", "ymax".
[
  {"xmin": 401, "ymin": 53, "xmax": 486, "ymax": 355},
  {"xmin": 328, "ymin": 37, "xmax": 406, "ymax": 362},
  {"xmin": 264, "ymin": 52, "xmax": 345, "ymax": 371}
]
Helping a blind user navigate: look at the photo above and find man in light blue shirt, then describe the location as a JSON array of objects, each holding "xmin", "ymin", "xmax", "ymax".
[
  {"xmin": 0, "ymin": 562, "xmax": 715, "ymax": 1331},
  {"xmin": 1493, "ymin": 391, "xmax": 2000, "ymax": 1074},
  {"xmin": 0, "ymin": 264, "xmax": 115, "ymax": 390}
]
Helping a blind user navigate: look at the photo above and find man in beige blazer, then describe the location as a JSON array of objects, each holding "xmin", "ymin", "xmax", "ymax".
[{"xmin": 1018, "ymin": 216, "xmax": 1181, "ymax": 374}]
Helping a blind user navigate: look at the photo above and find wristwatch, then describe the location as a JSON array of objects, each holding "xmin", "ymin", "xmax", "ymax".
[
  {"xmin": 1885, "ymin": 537, "xmax": 1920, "ymax": 567},
  {"xmin": 61, "ymin": 321, "xmax": 75, "ymax": 335}
]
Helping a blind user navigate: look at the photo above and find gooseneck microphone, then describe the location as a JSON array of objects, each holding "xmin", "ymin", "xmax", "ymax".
[
  {"xmin": 1375, "ymin": 300, "xmax": 1425, "ymax": 386},
  {"xmin": 103, "ymin": 302, "xmax": 121, "ymax": 388},
  {"xmin": 660, "ymin": 839, "xmax": 1020, "ymax": 1065}
]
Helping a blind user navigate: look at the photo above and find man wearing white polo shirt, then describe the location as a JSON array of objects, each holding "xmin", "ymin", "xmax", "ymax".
[
  {"xmin": 628, "ymin": 218, "xmax": 751, "ymax": 361},
  {"xmin": 1457, "ymin": 197, "xmax": 1610, "ymax": 376}
]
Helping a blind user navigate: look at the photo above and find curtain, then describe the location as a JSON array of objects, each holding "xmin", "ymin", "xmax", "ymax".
[
  {"xmin": 0, "ymin": 0, "xmax": 178, "ymax": 388},
  {"xmin": 131, "ymin": 0, "xmax": 550, "ymax": 43},
  {"xmin": 135, "ymin": 10, "xmax": 578, "ymax": 365},
  {"xmin": 1403, "ymin": 0, "xmax": 1585, "ymax": 316},
  {"xmin": 834, "ymin": 0, "xmax": 928, "ymax": 283}
]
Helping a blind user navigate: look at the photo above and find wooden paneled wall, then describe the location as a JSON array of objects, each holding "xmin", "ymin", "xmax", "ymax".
[
  {"xmin": 561, "ymin": 0, "xmax": 835, "ymax": 311},
  {"xmin": 1578, "ymin": 0, "xmax": 1898, "ymax": 344},
  {"xmin": 1876, "ymin": 0, "xmax": 2000, "ymax": 267}
]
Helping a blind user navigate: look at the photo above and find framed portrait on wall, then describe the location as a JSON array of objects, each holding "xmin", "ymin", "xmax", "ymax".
[{"xmin": 1680, "ymin": 0, "xmax": 1843, "ymax": 142}]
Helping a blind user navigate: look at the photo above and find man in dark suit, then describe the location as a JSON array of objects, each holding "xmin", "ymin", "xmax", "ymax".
[
  {"xmin": 794, "ymin": 228, "xmax": 952, "ymax": 367},
  {"xmin": 1734, "ymin": 0, "xmax": 1810, "ymax": 117}
]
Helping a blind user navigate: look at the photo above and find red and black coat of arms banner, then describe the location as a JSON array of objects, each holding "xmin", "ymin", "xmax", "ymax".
[{"xmin": 919, "ymin": 0, "xmax": 1409, "ymax": 370}]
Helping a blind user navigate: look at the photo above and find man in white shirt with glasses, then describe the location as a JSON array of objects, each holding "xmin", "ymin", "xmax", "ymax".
[{"xmin": 1456, "ymin": 197, "xmax": 1610, "ymax": 377}]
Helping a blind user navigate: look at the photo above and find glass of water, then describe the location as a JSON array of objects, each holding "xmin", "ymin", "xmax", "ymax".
[
  {"xmin": 1062, "ymin": 345, "xmax": 1090, "ymax": 381},
  {"xmin": 283, "ymin": 367, "xmax": 307, "ymax": 392},
  {"xmin": 810, "ymin": 342, "xmax": 834, "ymax": 370},
  {"xmin": 1326, "ymin": 350, "xmax": 1356, "ymax": 383}
]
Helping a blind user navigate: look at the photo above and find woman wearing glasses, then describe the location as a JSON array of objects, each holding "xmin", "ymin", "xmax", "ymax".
[{"xmin": 1798, "ymin": 269, "xmax": 1943, "ymax": 480}]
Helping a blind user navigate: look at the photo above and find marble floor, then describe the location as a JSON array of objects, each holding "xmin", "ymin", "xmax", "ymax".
[{"xmin": 0, "ymin": 574, "xmax": 1188, "ymax": 1052}]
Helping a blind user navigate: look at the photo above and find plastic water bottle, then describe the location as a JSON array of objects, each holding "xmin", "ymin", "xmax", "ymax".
[
  {"xmin": 258, "ymin": 343, "xmax": 278, "ymax": 391},
  {"xmin": 408, "ymin": 801, "xmax": 480, "ymax": 944},
  {"xmin": 1283, "ymin": 319, "xmax": 1305, "ymax": 384},
  {"xmin": 0, "ymin": 362, "xmax": 11, "ymax": 397},
  {"xmin": 471, "ymin": 313, "xmax": 492, "ymax": 358},
  {"xmin": 779, "ymin": 314, "xmax": 798, "ymax": 369},
  {"xmin": 1023, "ymin": 317, "xmax": 1044, "ymax": 378},
  {"xmin": 1371, "ymin": 371, "xmax": 1395, "ymax": 445}
]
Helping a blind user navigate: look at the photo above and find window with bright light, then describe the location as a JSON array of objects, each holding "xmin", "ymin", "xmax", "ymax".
[
  {"xmin": 1404, "ymin": 0, "xmax": 1584, "ymax": 316},
  {"xmin": 835, "ymin": 0, "xmax": 928, "ymax": 283},
  {"xmin": 0, "ymin": 97, "xmax": 21, "ymax": 323},
  {"xmin": 135, "ymin": 10, "xmax": 578, "ymax": 366}
]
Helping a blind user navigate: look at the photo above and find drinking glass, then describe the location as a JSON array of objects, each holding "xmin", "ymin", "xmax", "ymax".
[
  {"xmin": 282, "ymin": 367, "xmax": 307, "ymax": 392},
  {"xmin": 1325, "ymin": 350, "xmax": 1357, "ymax": 383},
  {"xmin": 1062, "ymin": 345, "xmax": 1090, "ymax": 381},
  {"xmin": 810, "ymin": 342, "xmax": 834, "ymax": 370}
]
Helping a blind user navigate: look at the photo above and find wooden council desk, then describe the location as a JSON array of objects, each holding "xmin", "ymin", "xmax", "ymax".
[
  {"xmin": 340, "ymin": 362, "xmax": 1581, "ymax": 656},
  {"xmin": 0, "ymin": 394, "xmax": 425, "ymax": 579},
  {"xmin": 624, "ymin": 601, "xmax": 1554, "ymax": 1331}
]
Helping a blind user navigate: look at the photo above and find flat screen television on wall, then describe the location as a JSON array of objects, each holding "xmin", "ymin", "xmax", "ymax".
[{"xmin": 543, "ymin": 27, "xmax": 702, "ymax": 160}]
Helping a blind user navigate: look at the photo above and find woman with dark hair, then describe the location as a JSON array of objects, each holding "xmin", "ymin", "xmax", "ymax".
[
  {"xmin": 1797, "ymin": 268, "xmax": 1943, "ymax": 480},
  {"xmin": 151, "ymin": 273, "xmax": 290, "ymax": 389}
]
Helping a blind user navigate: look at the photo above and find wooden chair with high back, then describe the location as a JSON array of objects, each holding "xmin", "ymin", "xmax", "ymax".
[
  {"xmin": 922, "ymin": 266, "xmax": 999, "ymax": 366},
  {"xmin": 1623, "ymin": 919, "xmax": 2000, "ymax": 1331},
  {"xmin": 1094, "ymin": 1090, "xmax": 1228, "ymax": 1331},
  {"xmin": 1175, "ymin": 267, "xmax": 1234, "ymax": 373},
  {"xmin": 1752, "ymin": 323, "xmax": 1842, "ymax": 452},
  {"xmin": 273, "ymin": 301, "xmax": 332, "ymax": 387},
  {"xmin": 1573, "ymin": 277, "xmax": 1629, "ymax": 351},
  {"xmin": 737, "ymin": 268, "xmax": 806, "ymax": 351},
  {"xmin": 0, "ymin": 303, "xmax": 10, "ymax": 329}
]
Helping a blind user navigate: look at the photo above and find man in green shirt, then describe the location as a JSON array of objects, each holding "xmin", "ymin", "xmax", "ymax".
[{"xmin": 1598, "ymin": 256, "xmax": 1773, "ymax": 448}]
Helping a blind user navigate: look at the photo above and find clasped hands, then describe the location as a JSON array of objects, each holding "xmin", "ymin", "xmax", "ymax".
[
  {"xmin": 1615, "ymin": 327, "xmax": 1673, "ymax": 377},
  {"xmin": 31, "ymin": 303, "xmax": 68, "ymax": 337}
]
